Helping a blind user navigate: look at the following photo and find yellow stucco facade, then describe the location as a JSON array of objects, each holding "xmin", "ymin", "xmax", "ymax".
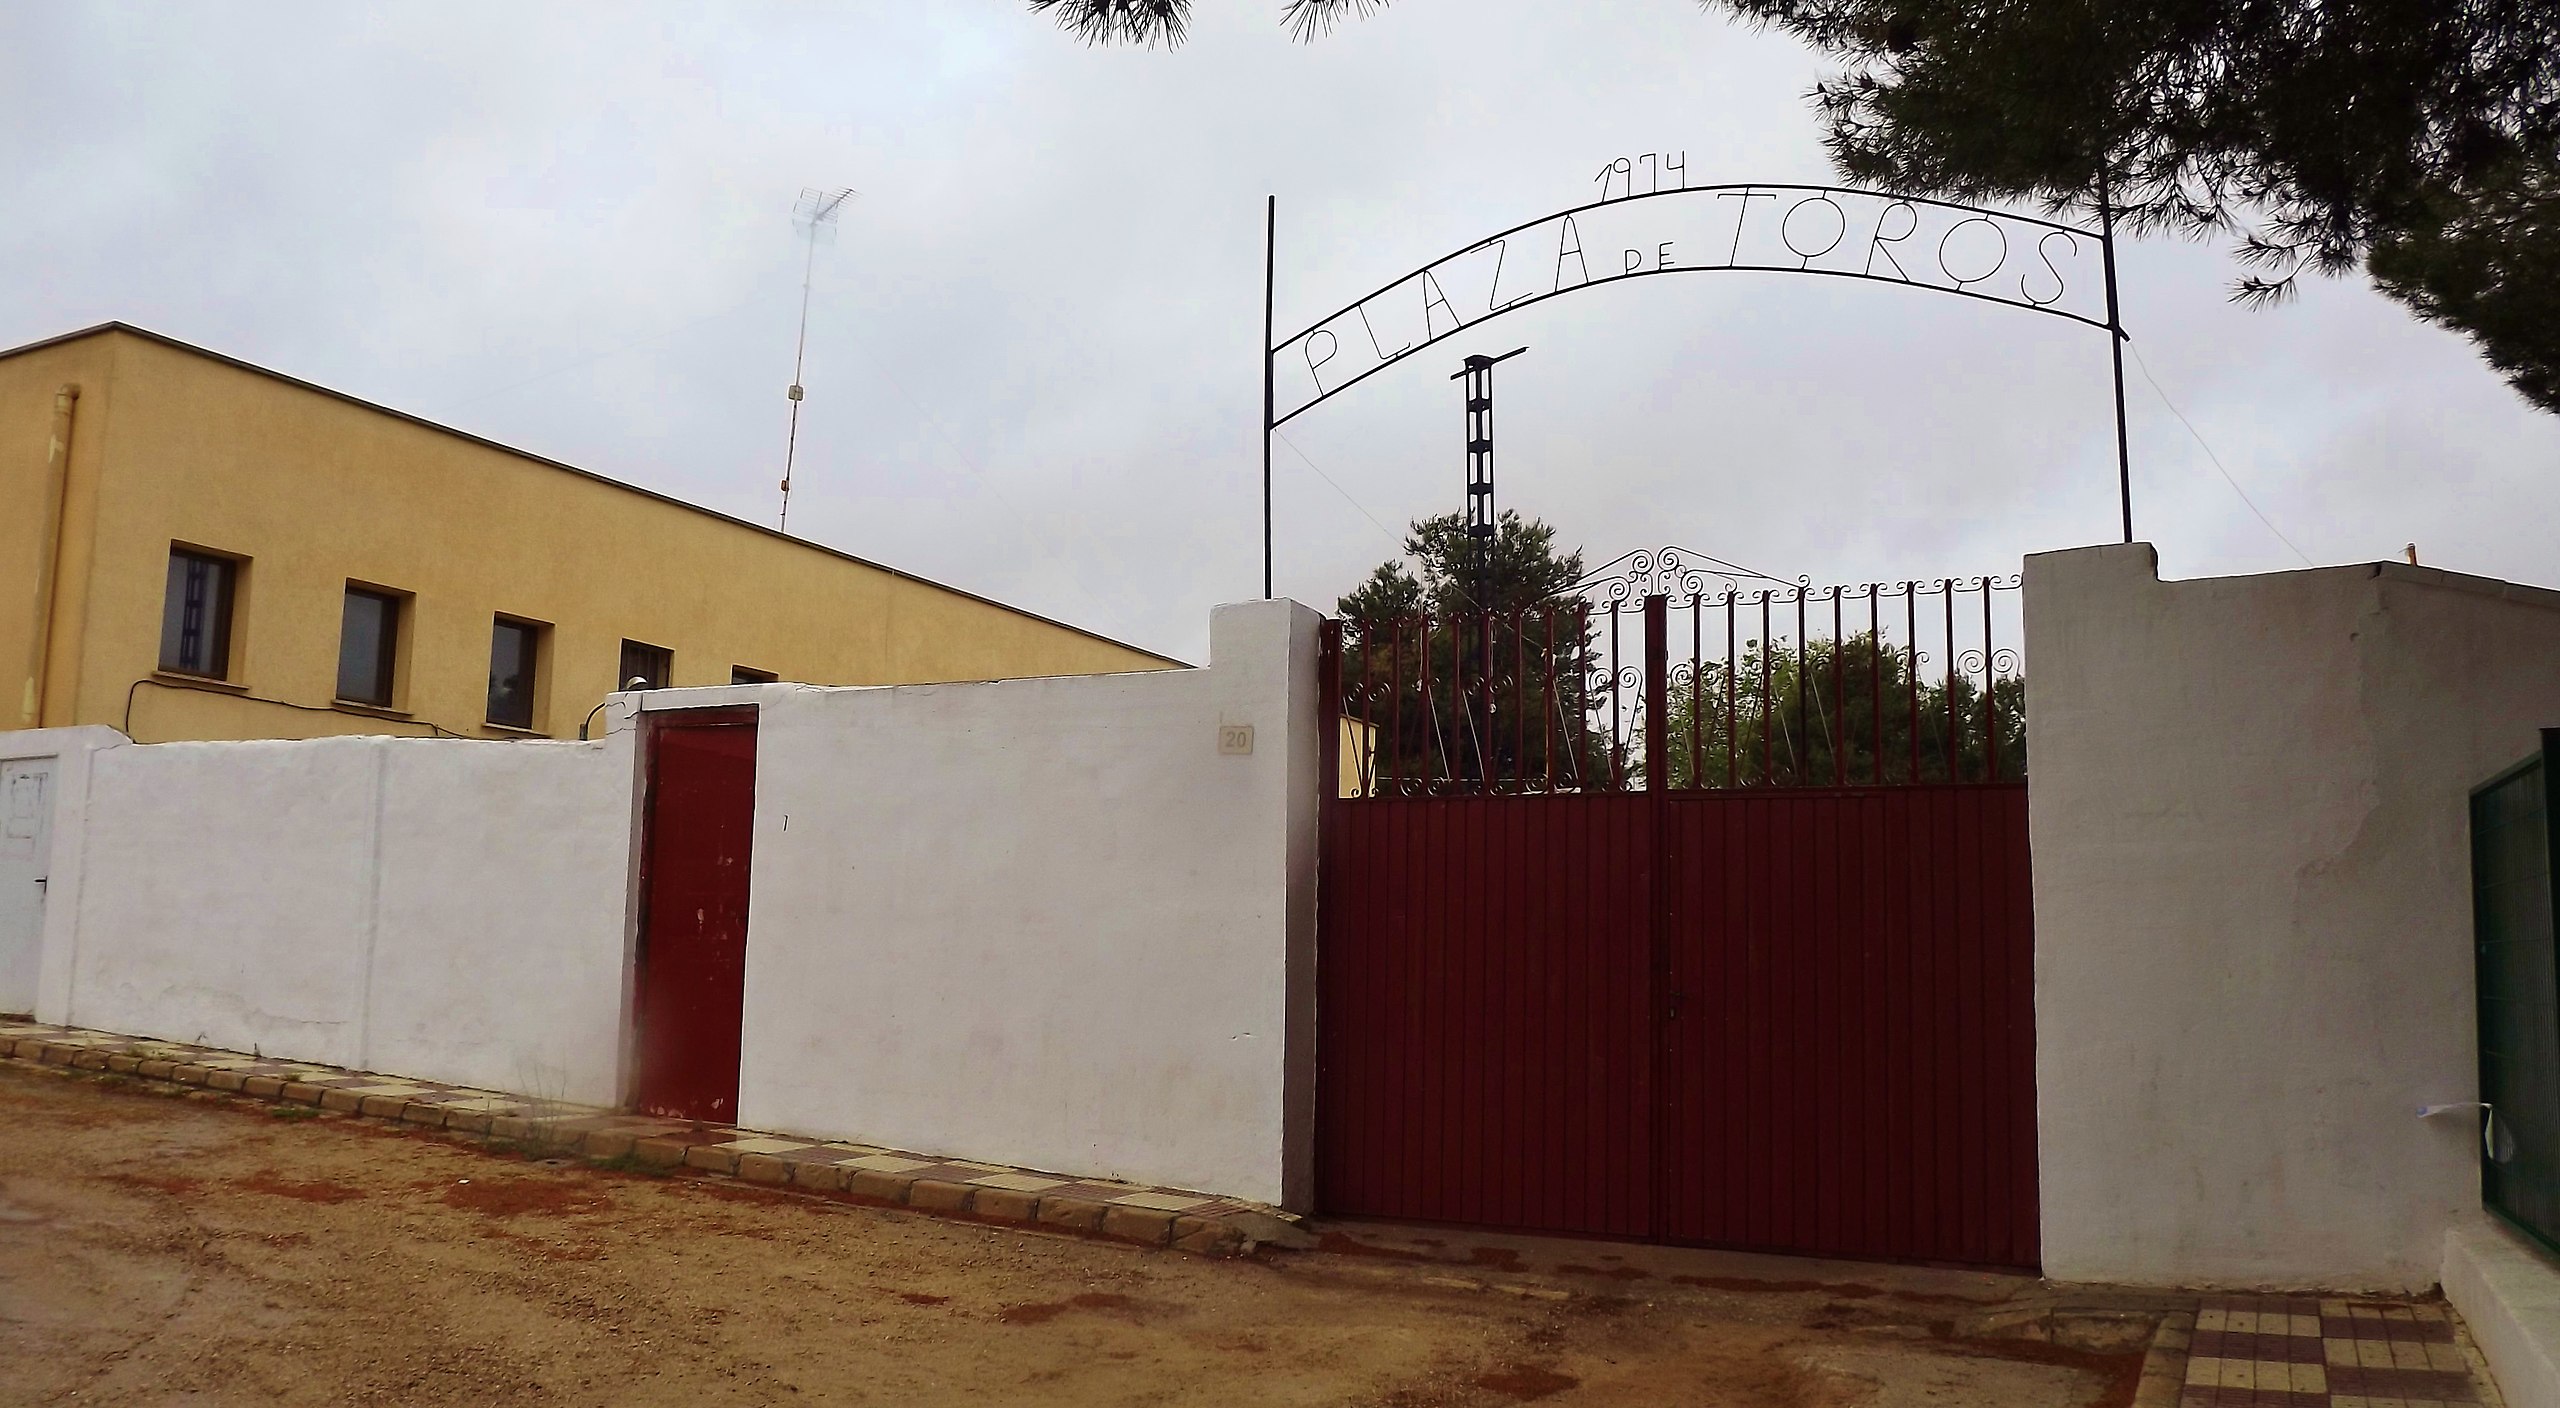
[{"xmin": 4, "ymin": 324, "xmax": 1180, "ymax": 743}]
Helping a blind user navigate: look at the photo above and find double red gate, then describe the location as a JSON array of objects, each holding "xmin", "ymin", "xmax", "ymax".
[{"xmin": 1314, "ymin": 573, "xmax": 2040, "ymax": 1269}]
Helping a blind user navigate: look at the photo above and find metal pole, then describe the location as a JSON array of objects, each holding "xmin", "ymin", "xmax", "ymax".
[
  {"xmin": 1264, "ymin": 194, "xmax": 1274, "ymax": 601},
  {"xmin": 779, "ymin": 221, "xmax": 820, "ymax": 532},
  {"xmin": 2098, "ymin": 173, "xmax": 2133, "ymax": 544},
  {"xmin": 1462, "ymin": 358, "xmax": 1493, "ymax": 609},
  {"xmin": 1453, "ymin": 346, "xmax": 1528, "ymax": 613}
]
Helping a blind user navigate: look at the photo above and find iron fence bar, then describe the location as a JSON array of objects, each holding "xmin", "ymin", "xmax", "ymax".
[
  {"xmin": 1577, "ymin": 602, "xmax": 1593, "ymax": 790},
  {"xmin": 1445, "ymin": 614, "xmax": 1459, "ymax": 793},
  {"xmin": 1688, "ymin": 594, "xmax": 1702, "ymax": 790},
  {"xmin": 1458, "ymin": 612, "xmax": 1475, "ymax": 792},
  {"xmin": 1424, "ymin": 611, "xmax": 1446, "ymax": 790},
  {"xmin": 1608, "ymin": 600, "xmax": 1624, "ymax": 791},
  {"xmin": 1543, "ymin": 609, "xmax": 1557, "ymax": 792},
  {"xmin": 1983, "ymin": 582, "xmax": 2001, "ymax": 782},
  {"xmin": 1352, "ymin": 625, "xmax": 1369, "ymax": 797},
  {"xmin": 1794, "ymin": 588, "xmax": 1809, "ymax": 786},
  {"xmin": 1905, "ymin": 586, "xmax": 1920, "ymax": 785},
  {"xmin": 1760, "ymin": 593, "xmax": 1774, "ymax": 787},
  {"xmin": 1724, "ymin": 596, "xmax": 1738, "ymax": 790},
  {"xmin": 1645, "ymin": 594, "xmax": 1667, "ymax": 793},
  {"xmin": 1457, "ymin": 617, "xmax": 1471, "ymax": 791},
  {"xmin": 1867, "ymin": 584, "xmax": 1882, "ymax": 786},
  {"xmin": 1363, "ymin": 628, "xmax": 1379, "ymax": 796},
  {"xmin": 1830, "ymin": 586, "xmax": 1845, "ymax": 786},
  {"xmin": 1476, "ymin": 612, "xmax": 1490, "ymax": 792},
  {"xmin": 1479, "ymin": 608, "xmax": 1496, "ymax": 793},
  {"xmin": 1473, "ymin": 613, "xmax": 1487, "ymax": 791},
  {"xmin": 1388, "ymin": 617, "xmax": 1405, "ymax": 794},
  {"xmin": 1942, "ymin": 581, "xmax": 1958, "ymax": 782},
  {"xmin": 1512, "ymin": 609, "xmax": 1527, "ymax": 795}
]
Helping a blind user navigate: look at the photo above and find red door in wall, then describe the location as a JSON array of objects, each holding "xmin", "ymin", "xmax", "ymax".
[{"xmin": 633, "ymin": 708, "xmax": 758, "ymax": 1123}]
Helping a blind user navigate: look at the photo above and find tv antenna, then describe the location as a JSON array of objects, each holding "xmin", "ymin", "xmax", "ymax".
[{"xmin": 779, "ymin": 186, "xmax": 855, "ymax": 532}]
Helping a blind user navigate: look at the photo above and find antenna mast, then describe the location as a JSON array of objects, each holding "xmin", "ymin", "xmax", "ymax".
[{"xmin": 780, "ymin": 186, "xmax": 855, "ymax": 532}]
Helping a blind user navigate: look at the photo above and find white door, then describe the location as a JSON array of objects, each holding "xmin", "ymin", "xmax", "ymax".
[{"xmin": 0, "ymin": 759, "xmax": 54, "ymax": 1016}]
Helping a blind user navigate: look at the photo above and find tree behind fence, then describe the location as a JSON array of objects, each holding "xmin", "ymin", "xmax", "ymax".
[{"xmin": 1330, "ymin": 578, "xmax": 2024, "ymax": 795}]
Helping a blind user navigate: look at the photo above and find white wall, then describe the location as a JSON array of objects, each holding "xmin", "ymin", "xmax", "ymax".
[
  {"xmin": 362, "ymin": 738, "xmax": 640, "ymax": 1102},
  {"xmin": 680, "ymin": 598, "xmax": 1324, "ymax": 1208},
  {"xmin": 2028, "ymin": 543, "xmax": 2560, "ymax": 1290},
  {"xmin": 16, "ymin": 600, "xmax": 1322, "ymax": 1208},
  {"xmin": 40, "ymin": 730, "xmax": 637, "ymax": 1105}
]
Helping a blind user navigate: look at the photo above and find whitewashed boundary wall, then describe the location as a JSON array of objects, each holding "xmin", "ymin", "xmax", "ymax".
[
  {"xmin": 2028, "ymin": 543, "xmax": 2560, "ymax": 1291},
  {"xmin": 656, "ymin": 598, "xmax": 1323, "ymax": 1209},
  {"xmin": 32, "ymin": 729, "xmax": 639, "ymax": 1106},
  {"xmin": 11, "ymin": 600, "xmax": 1320, "ymax": 1209}
]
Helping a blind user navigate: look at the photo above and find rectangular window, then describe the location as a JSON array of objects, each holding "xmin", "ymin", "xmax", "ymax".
[
  {"xmin": 730, "ymin": 665, "xmax": 778, "ymax": 685},
  {"xmin": 336, "ymin": 586, "xmax": 403, "ymax": 707},
  {"xmin": 487, "ymin": 616, "xmax": 543, "ymax": 730},
  {"xmin": 620, "ymin": 639, "xmax": 672, "ymax": 691},
  {"xmin": 158, "ymin": 547, "xmax": 240, "ymax": 679}
]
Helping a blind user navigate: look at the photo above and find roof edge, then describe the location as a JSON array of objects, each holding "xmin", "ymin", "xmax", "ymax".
[{"xmin": 0, "ymin": 321, "xmax": 1191, "ymax": 669}]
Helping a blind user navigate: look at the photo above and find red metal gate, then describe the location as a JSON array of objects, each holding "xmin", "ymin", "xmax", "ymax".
[
  {"xmin": 1654, "ymin": 786, "xmax": 2036, "ymax": 1264},
  {"xmin": 1322, "ymin": 794, "xmax": 1658, "ymax": 1237},
  {"xmin": 633, "ymin": 707, "xmax": 759, "ymax": 1124},
  {"xmin": 1316, "ymin": 569, "xmax": 2039, "ymax": 1269}
]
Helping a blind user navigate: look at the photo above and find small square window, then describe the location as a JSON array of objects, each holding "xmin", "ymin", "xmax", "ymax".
[
  {"xmin": 159, "ymin": 547, "xmax": 240, "ymax": 679},
  {"xmin": 487, "ymin": 616, "xmax": 544, "ymax": 730},
  {"xmin": 730, "ymin": 665, "xmax": 778, "ymax": 685},
  {"xmin": 620, "ymin": 640, "xmax": 672, "ymax": 691},
  {"xmin": 336, "ymin": 586, "xmax": 403, "ymax": 707}
]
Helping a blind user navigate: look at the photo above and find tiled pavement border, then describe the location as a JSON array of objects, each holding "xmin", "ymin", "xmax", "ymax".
[
  {"xmin": 0, "ymin": 1020, "xmax": 1294, "ymax": 1257},
  {"xmin": 2174, "ymin": 1294, "xmax": 2508, "ymax": 1407}
]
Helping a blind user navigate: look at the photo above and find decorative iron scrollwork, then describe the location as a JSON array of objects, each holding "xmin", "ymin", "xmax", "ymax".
[{"xmin": 1566, "ymin": 545, "xmax": 1794, "ymax": 605}]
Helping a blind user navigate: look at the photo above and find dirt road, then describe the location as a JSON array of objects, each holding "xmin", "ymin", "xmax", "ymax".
[{"xmin": 0, "ymin": 1061, "xmax": 2147, "ymax": 1407}]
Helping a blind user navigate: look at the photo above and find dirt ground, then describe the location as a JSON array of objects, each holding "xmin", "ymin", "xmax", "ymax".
[{"xmin": 0, "ymin": 1062, "xmax": 2154, "ymax": 1407}]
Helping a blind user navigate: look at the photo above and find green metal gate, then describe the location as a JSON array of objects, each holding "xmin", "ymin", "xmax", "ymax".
[{"xmin": 2474, "ymin": 729, "xmax": 2560, "ymax": 1250}]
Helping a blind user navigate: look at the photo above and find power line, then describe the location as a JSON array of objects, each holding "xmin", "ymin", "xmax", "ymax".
[
  {"xmin": 2126, "ymin": 340, "xmax": 2317, "ymax": 568},
  {"xmin": 1274, "ymin": 428, "xmax": 1796, "ymax": 609},
  {"xmin": 1273, "ymin": 428, "xmax": 1407, "ymax": 550}
]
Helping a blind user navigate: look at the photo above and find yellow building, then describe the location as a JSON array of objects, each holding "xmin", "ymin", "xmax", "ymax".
[{"xmin": 4, "ymin": 324, "xmax": 1180, "ymax": 743}]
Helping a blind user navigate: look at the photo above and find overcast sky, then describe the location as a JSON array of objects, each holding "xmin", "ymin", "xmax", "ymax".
[{"xmin": 9, "ymin": 2, "xmax": 2555, "ymax": 661}]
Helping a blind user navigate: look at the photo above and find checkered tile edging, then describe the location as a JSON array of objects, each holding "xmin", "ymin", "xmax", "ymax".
[
  {"xmin": 2183, "ymin": 1295, "xmax": 2501, "ymax": 1407},
  {"xmin": 0, "ymin": 1020, "xmax": 1260, "ymax": 1241}
]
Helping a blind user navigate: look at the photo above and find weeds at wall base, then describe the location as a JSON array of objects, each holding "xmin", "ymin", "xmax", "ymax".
[{"xmin": 588, "ymin": 1151, "xmax": 670, "ymax": 1178}]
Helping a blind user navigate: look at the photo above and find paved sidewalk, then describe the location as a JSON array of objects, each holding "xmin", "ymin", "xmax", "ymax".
[
  {"xmin": 2177, "ymin": 1294, "xmax": 2502, "ymax": 1407},
  {"xmin": 0, "ymin": 1019, "xmax": 1278, "ymax": 1255}
]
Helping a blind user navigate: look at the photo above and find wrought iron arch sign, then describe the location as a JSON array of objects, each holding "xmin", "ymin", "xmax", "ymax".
[{"xmin": 1258, "ymin": 179, "xmax": 2134, "ymax": 596}]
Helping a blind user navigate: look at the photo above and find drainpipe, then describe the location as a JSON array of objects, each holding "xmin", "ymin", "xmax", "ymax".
[{"xmin": 22, "ymin": 384, "xmax": 78, "ymax": 727}]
